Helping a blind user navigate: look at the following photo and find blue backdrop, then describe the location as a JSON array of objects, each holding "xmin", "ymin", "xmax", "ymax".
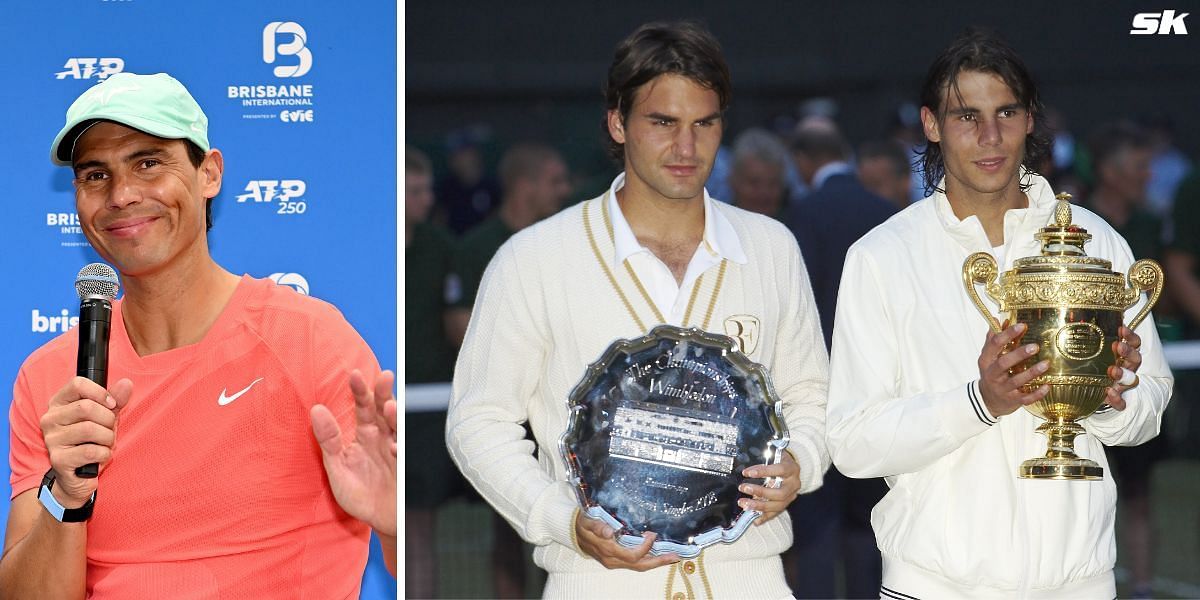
[{"xmin": 0, "ymin": 2, "xmax": 397, "ymax": 597}]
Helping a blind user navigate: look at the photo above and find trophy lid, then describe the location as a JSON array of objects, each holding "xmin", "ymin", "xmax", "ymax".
[{"xmin": 1014, "ymin": 193, "xmax": 1112, "ymax": 273}]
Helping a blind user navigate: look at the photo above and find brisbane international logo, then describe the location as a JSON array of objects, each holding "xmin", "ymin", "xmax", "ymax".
[
  {"xmin": 226, "ymin": 21, "xmax": 316, "ymax": 122},
  {"xmin": 263, "ymin": 22, "xmax": 312, "ymax": 77}
]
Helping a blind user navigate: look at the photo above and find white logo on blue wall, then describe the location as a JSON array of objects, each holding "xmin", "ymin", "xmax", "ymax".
[
  {"xmin": 32, "ymin": 309, "xmax": 79, "ymax": 333},
  {"xmin": 237, "ymin": 180, "xmax": 308, "ymax": 215},
  {"xmin": 230, "ymin": 24, "xmax": 317, "ymax": 121},
  {"xmin": 56, "ymin": 58, "xmax": 124, "ymax": 80},
  {"xmin": 263, "ymin": 22, "xmax": 312, "ymax": 77},
  {"xmin": 46, "ymin": 212, "xmax": 90, "ymax": 247},
  {"xmin": 269, "ymin": 273, "xmax": 310, "ymax": 296},
  {"xmin": 280, "ymin": 109, "xmax": 314, "ymax": 123}
]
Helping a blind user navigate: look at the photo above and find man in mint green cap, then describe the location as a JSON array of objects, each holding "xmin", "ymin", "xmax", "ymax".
[{"xmin": 1, "ymin": 72, "xmax": 397, "ymax": 597}]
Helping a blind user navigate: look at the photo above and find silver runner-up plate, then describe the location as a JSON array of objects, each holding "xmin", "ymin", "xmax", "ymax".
[{"xmin": 559, "ymin": 325, "xmax": 789, "ymax": 558}]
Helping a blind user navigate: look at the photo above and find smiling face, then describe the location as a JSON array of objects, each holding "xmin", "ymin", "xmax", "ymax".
[
  {"xmin": 921, "ymin": 69, "xmax": 1033, "ymax": 204},
  {"xmin": 607, "ymin": 74, "xmax": 723, "ymax": 204},
  {"xmin": 71, "ymin": 121, "xmax": 223, "ymax": 277}
]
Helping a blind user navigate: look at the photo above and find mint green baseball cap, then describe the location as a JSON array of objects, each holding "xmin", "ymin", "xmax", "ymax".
[{"xmin": 51, "ymin": 72, "xmax": 210, "ymax": 166}]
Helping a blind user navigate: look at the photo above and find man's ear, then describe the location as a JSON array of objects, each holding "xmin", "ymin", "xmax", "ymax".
[
  {"xmin": 607, "ymin": 110, "xmax": 626, "ymax": 145},
  {"xmin": 920, "ymin": 106, "xmax": 941, "ymax": 144},
  {"xmin": 200, "ymin": 148, "xmax": 224, "ymax": 198}
]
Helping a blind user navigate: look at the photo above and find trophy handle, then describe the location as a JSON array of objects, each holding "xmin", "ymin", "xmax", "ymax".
[
  {"xmin": 1125, "ymin": 259, "xmax": 1165, "ymax": 330},
  {"xmin": 963, "ymin": 252, "xmax": 1003, "ymax": 334}
]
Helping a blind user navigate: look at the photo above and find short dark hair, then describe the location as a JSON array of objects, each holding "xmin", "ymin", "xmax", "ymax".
[
  {"xmin": 182, "ymin": 140, "xmax": 215, "ymax": 232},
  {"xmin": 858, "ymin": 140, "xmax": 912, "ymax": 179},
  {"xmin": 790, "ymin": 125, "xmax": 848, "ymax": 163},
  {"xmin": 603, "ymin": 21, "xmax": 732, "ymax": 163},
  {"xmin": 917, "ymin": 28, "xmax": 1051, "ymax": 195},
  {"xmin": 1088, "ymin": 120, "xmax": 1151, "ymax": 172},
  {"xmin": 498, "ymin": 142, "xmax": 562, "ymax": 191}
]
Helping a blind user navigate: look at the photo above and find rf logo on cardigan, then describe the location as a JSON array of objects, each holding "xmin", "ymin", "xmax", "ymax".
[{"xmin": 723, "ymin": 315, "xmax": 760, "ymax": 355}]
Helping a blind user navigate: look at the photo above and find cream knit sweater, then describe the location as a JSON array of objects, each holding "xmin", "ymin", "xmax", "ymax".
[{"xmin": 447, "ymin": 190, "xmax": 830, "ymax": 599}]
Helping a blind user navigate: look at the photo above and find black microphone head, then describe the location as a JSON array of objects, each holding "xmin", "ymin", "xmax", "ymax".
[{"xmin": 75, "ymin": 263, "xmax": 119, "ymax": 301}]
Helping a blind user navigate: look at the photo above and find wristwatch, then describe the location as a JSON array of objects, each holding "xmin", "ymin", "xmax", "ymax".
[{"xmin": 37, "ymin": 469, "xmax": 95, "ymax": 523}]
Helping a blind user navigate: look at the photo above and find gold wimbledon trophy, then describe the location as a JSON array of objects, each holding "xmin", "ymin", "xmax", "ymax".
[{"xmin": 963, "ymin": 194, "xmax": 1163, "ymax": 480}]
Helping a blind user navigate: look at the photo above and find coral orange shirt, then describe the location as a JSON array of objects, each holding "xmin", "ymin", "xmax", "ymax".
[{"xmin": 10, "ymin": 276, "xmax": 377, "ymax": 599}]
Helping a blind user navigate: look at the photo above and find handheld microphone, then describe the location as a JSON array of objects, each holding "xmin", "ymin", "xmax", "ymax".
[{"xmin": 74, "ymin": 263, "xmax": 119, "ymax": 478}]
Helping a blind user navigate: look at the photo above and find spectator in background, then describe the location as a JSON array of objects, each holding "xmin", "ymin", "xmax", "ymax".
[
  {"xmin": 728, "ymin": 128, "xmax": 790, "ymax": 218},
  {"xmin": 448, "ymin": 142, "xmax": 572, "ymax": 344},
  {"xmin": 783, "ymin": 123, "xmax": 894, "ymax": 599},
  {"xmin": 856, "ymin": 140, "xmax": 913, "ymax": 210},
  {"xmin": 886, "ymin": 102, "xmax": 927, "ymax": 203},
  {"xmin": 1082, "ymin": 122, "xmax": 1159, "ymax": 260},
  {"xmin": 447, "ymin": 142, "xmax": 571, "ymax": 598},
  {"xmin": 405, "ymin": 146, "xmax": 461, "ymax": 599},
  {"xmin": 788, "ymin": 123, "xmax": 897, "ymax": 346},
  {"xmin": 1143, "ymin": 114, "xmax": 1192, "ymax": 222},
  {"xmin": 1167, "ymin": 171, "xmax": 1200, "ymax": 338},
  {"xmin": 704, "ymin": 145, "xmax": 735, "ymax": 204},
  {"xmin": 436, "ymin": 127, "xmax": 503, "ymax": 235},
  {"xmin": 1084, "ymin": 121, "xmax": 1170, "ymax": 600}
]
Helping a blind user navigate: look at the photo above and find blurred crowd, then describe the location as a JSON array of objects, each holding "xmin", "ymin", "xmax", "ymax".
[{"xmin": 405, "ymin": 100, "xmax": 1197, "ymax": 599}]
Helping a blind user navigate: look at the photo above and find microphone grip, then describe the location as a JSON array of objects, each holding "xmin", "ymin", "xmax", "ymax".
[{"xmin": 75, "ymin": 298, "xmax": 112, "ymax": 479}]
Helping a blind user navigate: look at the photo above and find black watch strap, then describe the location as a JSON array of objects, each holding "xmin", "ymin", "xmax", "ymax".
[{"xmin": 38, "ymin": 469, "xmax": 95, "ymax": 523}]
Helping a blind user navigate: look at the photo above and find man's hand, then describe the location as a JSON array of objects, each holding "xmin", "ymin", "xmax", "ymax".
[
  {"xmin": 574, "ymin": 511, "xmax": 680, "ymax": 571},
  {"xmin": 310, "ymin": 369, "xmax": 397, "ymax": 537},
  {"xmin": 738, "ymin": 449, "xmax": 801, "ymax": 524},
  {"xmin": 978, "ymin": 322, "xmax": 1050, "ymax": 418},
  {"xmin": 39, "ymin": 377, "xmax": 133, "ymax": 506},
  {"xmin": 1103, "ymin": 325, "xmax": 1142, "ymax": 411}
]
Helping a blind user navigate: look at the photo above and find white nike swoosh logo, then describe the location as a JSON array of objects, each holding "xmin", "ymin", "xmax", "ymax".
[{"xmin": 218, "ymin": 377, "xmax": 264, "ymax": 406}]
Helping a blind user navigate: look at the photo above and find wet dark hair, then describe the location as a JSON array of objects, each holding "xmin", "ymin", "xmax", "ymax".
[
  {"xmin": 917, "ymin": 28, "xmax": 1051, "ymax": 195},
  {"xmin": 603, "ymin": 21, "xmax": 732, "ymax": 163},
  {"xmin": 183, "ymin": 140, "xmax": 214, "ymax": 231}
]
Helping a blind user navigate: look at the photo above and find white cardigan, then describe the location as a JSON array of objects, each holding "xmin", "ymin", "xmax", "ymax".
[
  {"xmin": 447, "ymin": 188, "xmax": 830, "ymax": 599},
  {"xmin": 827, "ymin": 173, "xmax": 1173, "ymax": 598}
]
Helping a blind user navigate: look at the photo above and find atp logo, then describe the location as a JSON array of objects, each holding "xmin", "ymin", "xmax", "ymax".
[
  {"xmin": 237, "ymin": 180, "xmax": 308, "ymax": 214},
  {"xmin": 56, "ymin": 58, "xmax": 124, "ymax": 80},
  {"xmin": 263, "ymin": 21, "xmax": 312, "ymax": 77},
  {"xmin": 1131, "ymin": 10, "xmax": 1189, "ymax": 34},
  {"xmin": 236, "ymin": 180, "xmax": 306, "ymax": 203},
  {"xmin": 269, "ymin": 272, "xmax": 310, "ymax": 296},
  {"xmin": 280, "ymin": 109, "xmax": 314, "ymax": 123}
]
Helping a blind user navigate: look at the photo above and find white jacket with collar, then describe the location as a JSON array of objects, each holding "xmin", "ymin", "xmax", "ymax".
[{"xmin": 826, "ymin": 174, "xmax": 1173, "ymax": 598}]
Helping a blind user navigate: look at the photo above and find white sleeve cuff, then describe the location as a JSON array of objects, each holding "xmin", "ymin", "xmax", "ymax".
[{"xmin": 967, "ymin": 379, "xmax": 998, "ymax": 426}]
